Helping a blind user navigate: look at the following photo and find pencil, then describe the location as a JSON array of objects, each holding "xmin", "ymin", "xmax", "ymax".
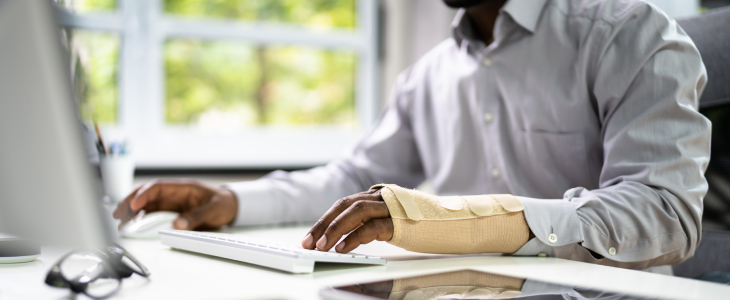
[{"xmin": 93, "ymin": 122, "xmax": 107, "ymax": 155}]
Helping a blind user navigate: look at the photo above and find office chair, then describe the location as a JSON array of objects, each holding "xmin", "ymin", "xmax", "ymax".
[{"xmin": 672, "ymin": 7, "xmax": 730, "ymax": 282}]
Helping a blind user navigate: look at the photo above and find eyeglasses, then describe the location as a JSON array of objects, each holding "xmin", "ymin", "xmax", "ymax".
[{"xmin": 45, "ymin": 244, "xmax": 150, "ymax": 299}]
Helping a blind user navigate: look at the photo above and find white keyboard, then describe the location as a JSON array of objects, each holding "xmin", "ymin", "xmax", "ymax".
[{"xmin": 159, "ymin": 229, "xmax": 386, "ymax": 273}]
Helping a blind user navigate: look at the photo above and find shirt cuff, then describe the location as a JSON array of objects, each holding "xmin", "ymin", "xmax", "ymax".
[
  {"xmin": 223, "ymin": 180, "xmax": 276, "ymax": 227},
  {"xmin": 516, "ymin": 196, "xmax": 584, "ymax": 249}
]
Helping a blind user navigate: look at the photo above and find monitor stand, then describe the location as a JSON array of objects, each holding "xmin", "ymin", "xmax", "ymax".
[{"xmin": 0, "ymin": 234, "xmax": 40, "ymax": 264}]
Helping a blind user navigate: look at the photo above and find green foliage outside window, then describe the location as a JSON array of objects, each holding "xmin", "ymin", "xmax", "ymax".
[
  {"xmin": 265, "ymin": 47, "xmax": 356, "ymax": 125},
  {"xmin": 164, "ymin": 0, "xmax": 356, "ymax": 29},
  {"xmin": 165, "ymin": 40, "xmax": 356, "ymax": 127},
  {"xmin": 164, "ymin": 0, "xmax": 358, "ymax": 128},
  {"xmin": 55, "ymin": 0, "xmax": 117, "ymax": 12},
  {"xmin": 57, "ymin": 0, "xmax": 359, "ymax": 128},
  {"xmin": 65, "ymin": 29, "xmax": 120, "ymax": 124},
  {"xmin": 56, "ymin": 0, "xmax": 119, "ymax": 124},
  {"xmin": 165, "ymin": 41, "xmax": 260, "ymax": 125}
]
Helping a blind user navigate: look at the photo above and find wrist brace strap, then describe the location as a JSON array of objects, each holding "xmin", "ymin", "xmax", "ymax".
[{"xmin": 372, "ymin": 184, "xmax": 529, "ymax": 254}]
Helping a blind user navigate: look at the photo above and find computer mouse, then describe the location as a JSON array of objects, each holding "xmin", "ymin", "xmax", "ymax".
[{"xmin": 119, "ymin": 211, "xmax": 180, "ymax": 239}]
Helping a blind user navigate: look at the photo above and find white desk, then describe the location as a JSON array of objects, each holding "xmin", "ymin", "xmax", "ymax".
[{"xmin": 2, "ymin": 224, "xmax": 730, "ymax": 300}]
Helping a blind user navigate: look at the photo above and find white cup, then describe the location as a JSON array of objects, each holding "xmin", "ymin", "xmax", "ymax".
[{"xmin": 99, "ymin": 155, "xmax": 135, "ymax": 203}]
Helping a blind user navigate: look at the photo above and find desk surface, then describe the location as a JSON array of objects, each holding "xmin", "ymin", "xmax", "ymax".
[{"xmin": 2, "ymin": 224, "xmax": 729, "ymax": 300}]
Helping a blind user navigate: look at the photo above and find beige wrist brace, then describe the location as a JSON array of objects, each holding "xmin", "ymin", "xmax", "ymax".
[
  {"xmin": 372, "ymin": 184, "xmax": 529, "ymax": 254},
  {"xmin": 389, "ymin": 270, "xmax": 523, "ymax": 300}
]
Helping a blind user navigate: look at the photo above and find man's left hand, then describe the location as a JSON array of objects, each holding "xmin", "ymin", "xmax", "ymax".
[{"xmin": 301, "ymin": 188, "xmax": 393, "ymax": 253}]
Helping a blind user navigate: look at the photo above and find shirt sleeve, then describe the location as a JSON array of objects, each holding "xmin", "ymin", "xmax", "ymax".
[
  {"xmin": 224, "ymin": 71, "xmax": 426, "ymax": 226},
  {"xmin": 513, "ymin": 4, "xmax": 710, "ymax": 269}
]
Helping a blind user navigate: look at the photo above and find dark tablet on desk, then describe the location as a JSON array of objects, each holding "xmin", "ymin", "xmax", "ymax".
[{"xmin": 320, "ymin": 269, "xmax": 667, "ymax": 300}]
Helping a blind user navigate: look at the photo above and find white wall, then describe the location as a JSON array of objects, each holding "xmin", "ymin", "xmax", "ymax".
[{"xmin": 380, "ymin": 0, "xmax": 455, "ymax": 106}]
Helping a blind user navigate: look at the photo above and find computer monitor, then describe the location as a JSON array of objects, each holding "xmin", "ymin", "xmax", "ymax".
[{"xmin": 0, "ymin": 0, "xmax": 115, "ymax": 249}]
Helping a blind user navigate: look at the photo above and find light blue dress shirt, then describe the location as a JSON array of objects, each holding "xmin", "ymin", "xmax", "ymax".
[{"xmin": 226, "ymin": 0, "xmax": 710, "ymax": 269}]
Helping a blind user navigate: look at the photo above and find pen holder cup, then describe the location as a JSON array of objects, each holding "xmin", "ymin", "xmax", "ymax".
[{"xmin": 99, "ymin": 155, "xmax": 135, "ymax": 203}]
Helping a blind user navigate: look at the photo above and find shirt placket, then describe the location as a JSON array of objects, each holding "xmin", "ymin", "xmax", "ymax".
[{"xmin": 474, "ymin": 15, "xmax": 514, "ymax": 194}]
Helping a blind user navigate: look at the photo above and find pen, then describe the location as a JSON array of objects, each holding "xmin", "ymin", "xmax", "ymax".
[
  {"xmin": 93, "ymin": 122, "xmax": 107, "ymax": 155},
  {"xmin": 96, "ymin": 141, "xmax": 104, "ymax": 155}
]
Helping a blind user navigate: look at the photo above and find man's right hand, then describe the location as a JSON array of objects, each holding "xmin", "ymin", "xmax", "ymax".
[{"xmin": 112, "ymin": 179, "xmax": 238, "ymax": 231}]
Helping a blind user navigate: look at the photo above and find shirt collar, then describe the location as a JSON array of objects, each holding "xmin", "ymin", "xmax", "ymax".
[
  {"xmin": 501, "ymin": 0, "xmax": 547, "ymax": 33},
  {"xmin": 451, "ymin": 0, "xmax": 548, "ymax": 47}
]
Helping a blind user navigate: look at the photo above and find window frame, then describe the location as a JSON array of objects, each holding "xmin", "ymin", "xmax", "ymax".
[{"xmin": 56, "ymin": 0, "xmax": 379, "ymax": 169}]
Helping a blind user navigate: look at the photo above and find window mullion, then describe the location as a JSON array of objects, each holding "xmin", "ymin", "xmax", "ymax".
[
  {"xmin": 357, "ymin": 0, "xmax": 380, "ymax": 127},
  {"xmin": 120, "ymin": 0, "xmax": 380, "ymax": 168},
  {"xmin": 55, "ymin": 7, "xmax": 123, "ymax": 31},
  {"xmin": 119, "ymin": 0, "xmax": 162, "ymax": 141},
  {"xmin": 160, "ymin": 17, "xmax": 364, "ymax": 50}
]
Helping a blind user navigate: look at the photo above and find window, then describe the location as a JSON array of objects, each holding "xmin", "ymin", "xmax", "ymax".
[
  {"xmin": 63, "ymin": 29, "xmax": 120, "ymax": 124},
  {"xmin": 55, "ymin": 0, "xmax": 379, "ymax": 168}
]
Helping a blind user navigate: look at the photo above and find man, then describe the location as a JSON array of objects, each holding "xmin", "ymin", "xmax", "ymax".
[{"xmin": 114, "ymin": 0, "xmax": 710, "ymax": 271}]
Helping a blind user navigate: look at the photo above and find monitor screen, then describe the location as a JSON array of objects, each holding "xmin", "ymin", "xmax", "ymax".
[{"xmin": 0, "ymin": 0, "xmax": 114, "ymax": 249}]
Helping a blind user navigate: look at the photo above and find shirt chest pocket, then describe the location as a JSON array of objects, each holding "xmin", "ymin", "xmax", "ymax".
[
  {"xmin": 501, "ymin": 64, "xmax": 590, "ymax": 134},
  {"xmin": 515, "ymin": 95, "xmax": 588, "ymax": 134},
  {"xmin": 512, "ymin": 130, "xmax": 594, "ymax": 198}
]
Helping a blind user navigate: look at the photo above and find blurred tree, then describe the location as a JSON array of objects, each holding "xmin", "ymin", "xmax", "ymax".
[
  {"xmin": 264, "ymin": 46, "xmax": 356, "ymax": 125},
  {"xmin": 58, "ymin": 0, "xmax": 359, "ymax": 127},
  {"xmin": 164, "ymin": 40, "xmax": 356, "ymax": 126},
  {"xmin": 164, "ymin": 0, "xmax": 356, "ymax": 29},
  {"xmin": 164, "ymin": 0, "xmax": 357, "ymax": 127},
  {"xmin": 165, "ymin": 40, "xmax": 261, "ymax": 125},
  {"xmin": 255, "ymin": 46, "xmax": 269, "ymax": 124}
]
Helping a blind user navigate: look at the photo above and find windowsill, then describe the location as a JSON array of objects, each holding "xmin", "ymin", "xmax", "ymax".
[{"xmin": 133, "ymin": 172, "xmax": 267, "ymax": 187}]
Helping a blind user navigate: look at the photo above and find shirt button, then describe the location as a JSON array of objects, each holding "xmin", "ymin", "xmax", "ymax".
[
  {"xmin": 608, "ymin": 247, "xmax": 617, "ymax": 255},
  {"xmin": 491, "ymin": 168, "xmax": 501, "ymax": 178},
  {"xmin": 483, "ymin": 112, "xmax": 493, "ymax": 123},
  {"xmin": 547, "ymin": 233, "xmax": 558, "ymax": 244},
  {"xmin": 481, "ymin": 57, "xmax": 492, "ymax": 67},
  {"xmin": 537, "ymin": 253, "xmax": 547, "ymax": 257}
]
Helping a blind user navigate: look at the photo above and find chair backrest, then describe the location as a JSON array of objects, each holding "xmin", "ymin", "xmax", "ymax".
[
  {"xmin": 678, "ymin": 7, "xmax": 730, "ymax": 231},
  {"xmin": 678, "ymin": 7, "xmax": 730, "ymax": 109},
  {"xmin": 673, "ymin": 8, "xmax": 730, "ymax": 279}
]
